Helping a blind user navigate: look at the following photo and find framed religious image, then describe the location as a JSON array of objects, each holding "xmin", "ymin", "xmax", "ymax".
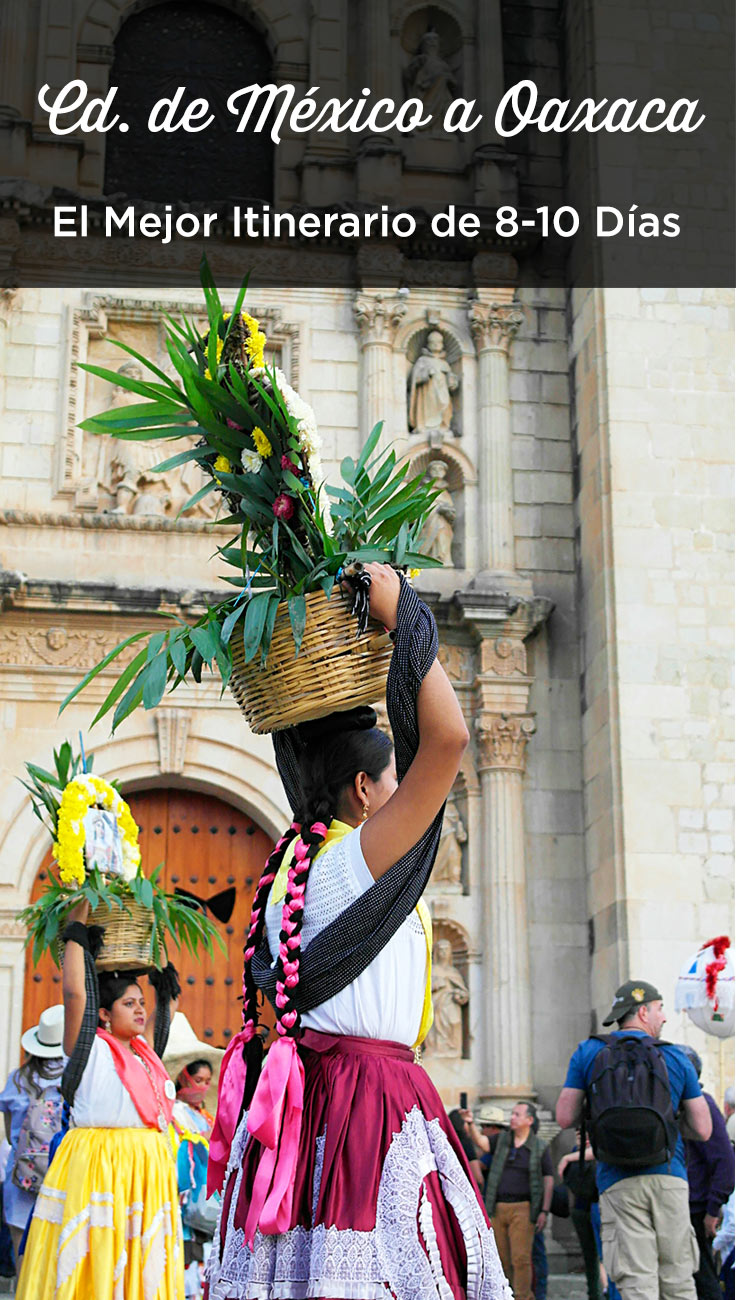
[{"xmin": 83, "ymin": 808, "xmax": 124, "ymax": 877}]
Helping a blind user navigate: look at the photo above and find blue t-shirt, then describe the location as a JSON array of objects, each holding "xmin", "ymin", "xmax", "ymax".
[{"xmin": 564, "ymin": 1031, "xmax": 702, "ymax": 1192}]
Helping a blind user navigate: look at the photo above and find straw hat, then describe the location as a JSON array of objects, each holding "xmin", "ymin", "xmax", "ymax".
[
  {"xmin": 21, "ymin": 1005, "xmax": 65, "ymax": 1059},
  {"xmin": 476, "ymin": 1104, "xmax": 508, "ymax": 1128},
  {"xmin": 162, "ymin": 1012, "xmax": 224, "ymax": 1112}
]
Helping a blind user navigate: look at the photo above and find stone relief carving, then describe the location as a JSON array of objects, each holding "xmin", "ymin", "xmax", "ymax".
[
  {"xmin": 0, "ymin": 627, "xmax": 140, "ymax": 669},
  {"xmin": 418, "ymin": 459, "xmax": 456, "ymax": 565},
  {"xmin": 432, "ymin": 796, "xmax": 467, "ymax": 888},
  {"xmin": 438, "ymin": 642, "xmax": 473, "ymax": 684},
  {"xmin": 62, "ymin": 296, "xmax": 300, "ymax": 517},
  {"xmin": 408, "ymin": 330, "xmax": 460, "ymax": 438},
  {"xmin": 425, "ymin": 936, "xmax": 469, "ymax": 1058},
  {"xmin": 403, "ymin": 30, "xmax": 457, "ymax": 123}
]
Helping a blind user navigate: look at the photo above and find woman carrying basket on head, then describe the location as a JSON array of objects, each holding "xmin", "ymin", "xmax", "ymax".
[
  {"xmin": 206, "ymin": 564, "xmax": 512, "ymax": 1300},
  {"xmin": 16, "ymin": 902, "xmax": 186, "ymax": 1300}
]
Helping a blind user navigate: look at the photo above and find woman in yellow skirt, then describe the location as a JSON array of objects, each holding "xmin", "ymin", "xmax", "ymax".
[{"xmin": 17, "ymin": 903, "xmax": 185, "ymax": 1300}]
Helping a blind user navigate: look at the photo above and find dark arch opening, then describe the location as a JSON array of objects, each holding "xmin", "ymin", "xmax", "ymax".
[{"xmin": 103, "ymin": 0, "xmax": 274, "ymax": 203}]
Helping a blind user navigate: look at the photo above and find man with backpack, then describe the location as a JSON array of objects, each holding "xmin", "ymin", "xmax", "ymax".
[{"xmin": 555, "ymin": 979, "xmax": 713, "ymax": 1300}]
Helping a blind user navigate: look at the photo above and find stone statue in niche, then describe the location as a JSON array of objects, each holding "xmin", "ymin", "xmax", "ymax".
[
  {"xmin": 426, "ymin": 938, "xmax": 468, "ymax": 1057},
  {"xmin": 404, "ymin": 30, "xmax": 456, "ymax": 123},
  {"xmin": 408, "ymin": 330, "xmax": 459, "ymax": 438},
  {"xmin": 419, "ymin": 460, "xmax": 455, "ymax": 565},
  {"xmin": 433, "ymin": 797, "xmax": 467, "ymax": 887},
  {"xmin": 101, "ymin": 362, "xmax": 172, "ymax": 516}
]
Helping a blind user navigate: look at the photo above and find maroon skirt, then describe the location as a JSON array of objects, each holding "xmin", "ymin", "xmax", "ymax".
[{"xmin": 206, "ymin": 1030, "xmax": 512, "ymax": 1300}]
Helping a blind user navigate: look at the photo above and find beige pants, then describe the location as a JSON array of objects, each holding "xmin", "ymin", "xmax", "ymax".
[
  {"xmin": 490, "ymin": 1201, "xmax": 535, "ymax": 1300},
  {"xmin": 600, "ymin": 1175, "xmax": 699, "ymax": 1300}
]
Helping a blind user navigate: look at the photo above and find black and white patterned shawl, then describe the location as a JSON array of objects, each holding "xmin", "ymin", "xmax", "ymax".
[{"xmin": 251, "ymin": 576, "xmax": 443, "ymax": 1012}]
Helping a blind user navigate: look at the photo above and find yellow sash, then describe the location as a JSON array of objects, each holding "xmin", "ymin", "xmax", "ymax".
[{"xmin": 269, "ymin": 819, "xmax": 433, "ymax": 1048}]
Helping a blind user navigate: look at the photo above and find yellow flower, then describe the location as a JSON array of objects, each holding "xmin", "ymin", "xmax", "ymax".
[
  {"xmin": 251, "ymin": 427, "xmax": 273, "ymax": 458},
  {"xmin": 408, "ymin": 568, "xmax": 421, "ymax": 580},
  {"xmin": 214, "ymin": 454, "xmax": 231, "ymax": 474},
  {"xmin": 241, "ymin": 312, "xmax": 267, "ymax": 369}
]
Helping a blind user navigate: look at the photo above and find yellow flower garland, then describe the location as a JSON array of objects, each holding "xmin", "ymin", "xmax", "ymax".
[{"xmin": 53, "ymin": 775, "xmax": 141, "ymax": 888}]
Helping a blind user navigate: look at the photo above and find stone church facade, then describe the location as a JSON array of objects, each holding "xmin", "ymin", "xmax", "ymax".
[{"xmin": 0, "ymin": 0, "xmax": 733, "ymax": 1115}]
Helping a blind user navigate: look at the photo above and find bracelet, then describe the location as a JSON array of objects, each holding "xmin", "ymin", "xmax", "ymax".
[{"xmin": 62, "ymin": 922, "xmax": 90, "ymax": 951}]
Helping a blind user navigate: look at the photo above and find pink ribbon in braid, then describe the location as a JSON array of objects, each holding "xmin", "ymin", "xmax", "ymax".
[
  {"xmin": 243, "ymin": 822, "xmax": 325, "ymax": 1244},
  {"xmin": 207, "ymin": 824, "xmax": 298, "ymax": 1195}
]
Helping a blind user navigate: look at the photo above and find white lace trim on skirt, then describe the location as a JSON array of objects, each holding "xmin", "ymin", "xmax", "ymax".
[{"xmin": 206, "ymin": 1107, "xmax": 512, "ymax": 1300}]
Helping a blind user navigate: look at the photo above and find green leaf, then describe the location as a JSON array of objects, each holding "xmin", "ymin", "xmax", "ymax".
[
  {"xmin": 112, "ymin": 677, "xmax": 146, "ymax": 732},
  {"xmin": 220, "ymin": 599, "xmax": 246, "ymax": 646},
  {"xmin": 104, "ymin": 338, "xmax": 189, "ymax": 397},
  {"xmin": 76, "ymin": 363, "xmax": 180, "ymax": 407},
  {"xmin": 261, "ymin": 594, "xmax": 280, "ymax": 665},
  {"xmin": 151, "ymin": 446, "xmax": 208, "ymax": 475},
  {"xmin": 59, "ymin": 629, "xmax": 153, "ymax": 715},
  {"xmin": 175, "ymin": 479, "xmax": 215, "ymax": 520},
  {"xmin": 243, "ymin": 593, "xmax": 270, "ymax": 663},
  {"xmin": 169, "ymin": 634, "xmax": 187, "ymax": 678},
  {"xmin": 139, "ymin": 877, "xmax": 154, "ymax": 909},
  {"xmin": 190, "ymin": 624, "xmax": 218, "ymax": 664},
  {"xmin": 288, "ymin": 595, "xmax": 307, "ymax": 656},
  {"xmin": 91, "ymin": 644, "xmax": 150, "ymax": 727},
  {"xmin": 356, "ymin": 422, "xmax": 384, "ymax": 472},
  {"xmin": 142, "ymin": 654, "xmax": 168, "ymax": 710}
]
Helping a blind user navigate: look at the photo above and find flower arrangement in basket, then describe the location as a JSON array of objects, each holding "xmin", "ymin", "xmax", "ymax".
[
  {"xmin": 18, "ymin": 741, "xmax": 223, "ymax": 971},
  {"xmin": 61, "ymin": 260, "xmax": 442, "ymax": 734}
]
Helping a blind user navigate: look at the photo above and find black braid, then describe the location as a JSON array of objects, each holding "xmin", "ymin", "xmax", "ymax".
[{"xmin": 273, "ymin": 817, "xmax": 325, "ymax": 1041}]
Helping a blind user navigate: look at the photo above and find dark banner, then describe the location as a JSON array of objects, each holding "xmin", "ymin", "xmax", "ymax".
[{"xmin": 0, "ymin": 0, "xmax": 732, "ymax": 287}]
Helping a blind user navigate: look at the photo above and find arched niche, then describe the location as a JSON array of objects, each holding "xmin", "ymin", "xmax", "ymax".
[
  {"xmin": 102, "ymin": 1, "xmax": 275, "ymax": 202},
  {"xmin": 426, "ymin": 917, "xmax": 470, "ymax": 1060},
  {"xmin": 404, "ymin": 319, "xmax": 466, "ymax": 441},
  {"xmin": 405, "ymin": 442, "xmax": 475, "ymax": 569},
  {"xmin": 400, "ymin": 7, "xmax": 464, "ymax": 122}
]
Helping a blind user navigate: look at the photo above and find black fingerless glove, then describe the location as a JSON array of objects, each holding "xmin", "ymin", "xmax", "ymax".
[{"xmin": 149, "ymin": 963, "xmax": 181, "ymax": 1001}]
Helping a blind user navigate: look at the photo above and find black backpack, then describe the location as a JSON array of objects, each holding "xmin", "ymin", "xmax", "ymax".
[{"xmin": 582, "ymin": 1033, "xmax": 679, "ymax": 1169}]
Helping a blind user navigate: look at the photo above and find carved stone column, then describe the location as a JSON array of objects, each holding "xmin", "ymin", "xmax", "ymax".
[
  {"xmin": 458, "ymin": 594, "xmax": 552, "ymax": 1100},
  {"xmin": 473, "ymin": 0, "xmax": 518, "ymax": 205},
  {"xmin": 355, "ymin": 0, "xmax": 402, "ymax": 201},
  {"xmin": 353, "ymin": 292, "xmax": 408, "ymax": 451},
  {"xmin": 468, "ymin": 295, "xmax": 524, "ymax": 575}
]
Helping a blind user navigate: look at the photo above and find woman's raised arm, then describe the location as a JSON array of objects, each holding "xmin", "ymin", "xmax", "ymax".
[{"xmin": 61, "ymin": 900, "xmax": 90, "ymax": 1055}]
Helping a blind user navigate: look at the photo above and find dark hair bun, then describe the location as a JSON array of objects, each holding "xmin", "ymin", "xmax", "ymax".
[{"xmin": 296, "ymin": 706, "xmax": 377, "ymax": 744}]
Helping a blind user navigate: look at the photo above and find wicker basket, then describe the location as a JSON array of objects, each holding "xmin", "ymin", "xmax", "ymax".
[
  {"xmin": 230, "ymin": 588, "xmax": 394, "ymax": 734},
  {"xmin": 90, "ymin": 897, "xmax": 155, "ymax": 971}
]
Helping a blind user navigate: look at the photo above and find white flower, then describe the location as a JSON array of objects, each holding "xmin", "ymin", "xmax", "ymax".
[
  {"xmin": 241, "ymin": 448, "xmax": 263, "ymax": 474},
  {"xmin": 252, "ymin": 365, "xmax": 333, "ymax": 533}
]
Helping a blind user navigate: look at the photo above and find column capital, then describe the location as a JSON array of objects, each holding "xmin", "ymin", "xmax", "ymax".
[
  {"xmin": 475, "ymin": 711, "xmax": 536, "ymax": 773},
  {"xmin": 353, "ymin": 291, "xmax": 408, "ymax": 345},
  {"xmin": 468, "ymin": 298, "xmax": 524, "ymax": 354}
]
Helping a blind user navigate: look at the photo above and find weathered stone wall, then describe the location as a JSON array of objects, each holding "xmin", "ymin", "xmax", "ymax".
[{"xmin": 570, "ymin": 286, "xmax": 734, "ymax": 1098}]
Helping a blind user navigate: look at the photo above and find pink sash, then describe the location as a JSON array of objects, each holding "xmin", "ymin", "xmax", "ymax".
[{"xmin": 243, "ymin": 1036, "xmax": 305, "ymax": 1247}]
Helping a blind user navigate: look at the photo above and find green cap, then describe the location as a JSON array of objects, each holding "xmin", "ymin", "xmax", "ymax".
[{"xmin": 602, "ymin": 979, "xmax": 663, "ymax": 1026}]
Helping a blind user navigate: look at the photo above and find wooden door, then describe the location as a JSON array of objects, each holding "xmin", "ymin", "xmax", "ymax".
[{"xmin": 23, "ymin": 788, "xmax": 275, "ymax": 1052}]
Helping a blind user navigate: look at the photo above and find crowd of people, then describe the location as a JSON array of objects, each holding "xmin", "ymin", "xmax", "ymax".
[
  {"xmin": 0, "ymin": 568, "xmax": 732, "ymax": 1300},
  {"xmin": 450, "ymin": 978, "xmax": 734, "ymax": 1300}
]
